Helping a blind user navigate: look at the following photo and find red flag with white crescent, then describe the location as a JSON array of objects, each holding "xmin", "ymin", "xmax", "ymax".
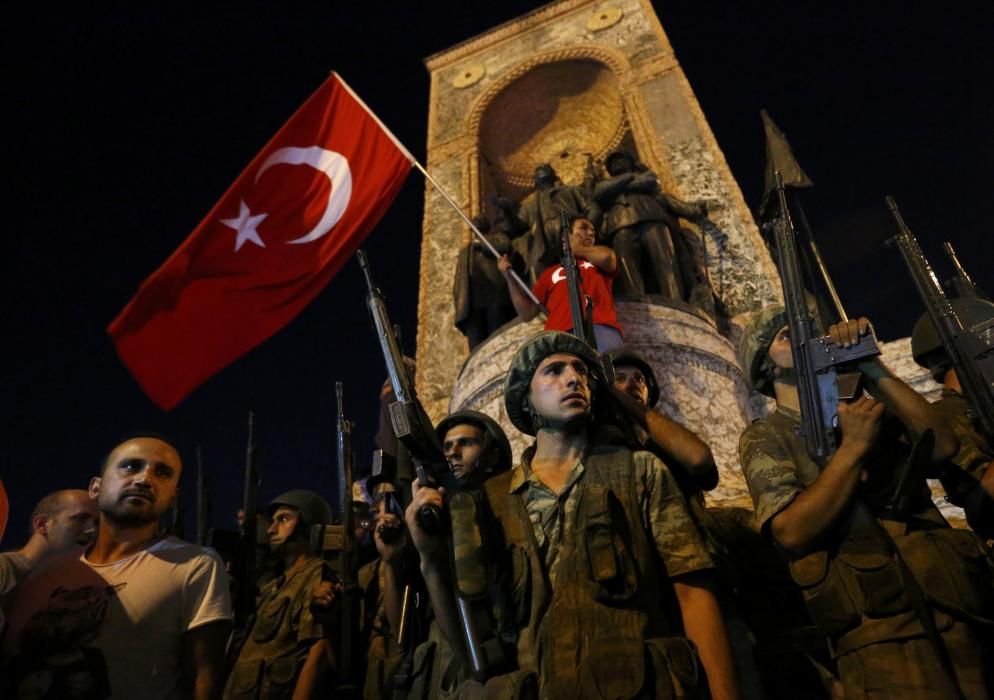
[{"xmin": 108, "ymin": 73, "xmax": 413, "ymax": 410}]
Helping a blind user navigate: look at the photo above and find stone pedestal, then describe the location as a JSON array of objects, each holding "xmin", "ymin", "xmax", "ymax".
[{"xmin": 450, "ymin": 302, "xmax": 757, "ymax": 508}]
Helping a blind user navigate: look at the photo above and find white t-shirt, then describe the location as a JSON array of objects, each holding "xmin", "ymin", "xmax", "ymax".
[{"xmin": 2, "ymin": 536, "xmax": 232, "ymax": 699}]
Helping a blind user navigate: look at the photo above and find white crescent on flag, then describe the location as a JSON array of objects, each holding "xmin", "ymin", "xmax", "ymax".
[{"xmin": 255, "ymin": 145, "xmax": 353, "ymax": 245}]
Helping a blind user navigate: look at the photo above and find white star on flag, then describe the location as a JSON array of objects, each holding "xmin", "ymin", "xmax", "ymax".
[{"xmin": 221, "ymin": 200, "xmax": 268, "ymax": 251}]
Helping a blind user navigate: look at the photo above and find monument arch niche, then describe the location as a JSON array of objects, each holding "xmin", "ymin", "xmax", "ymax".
[{"xmin": 418, "ymin": 0, "xmax": 782, "ymax": 507}]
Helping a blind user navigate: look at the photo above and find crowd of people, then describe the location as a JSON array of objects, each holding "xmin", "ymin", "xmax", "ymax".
[{"xmin": 2, "ymin": 201, "xmax": 993, "ymax": 699}]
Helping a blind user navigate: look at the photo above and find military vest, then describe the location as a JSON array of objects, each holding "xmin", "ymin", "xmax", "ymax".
[
  {"xmin": 224, "ymin": 557, "xmax": 329, "ymax": 700},
  {"xmin": 482, "ymin": 445, "xmax": 703, "ymax": 700},
  {"xmin": 757, "ymin": 410, "xmax": 994, "ymax": 655}
]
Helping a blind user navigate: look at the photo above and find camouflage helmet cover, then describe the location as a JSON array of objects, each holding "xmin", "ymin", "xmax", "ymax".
[
  {"xmin": 267, "ymin": 489, "xmax": 334, "ymax": 528},
  {"xmin": 739, "ymin": 306, "xmax": 789, "ymax": 397},
  {"xmin": 504, "ymin": 331, "xmax": 606, "ymax": 436},
  {"xmin": 435, "ymin": 410, "xmax": 513, "ymax": 475},
  {"xmin": 604, "ymin": 347, "xmax": 661, "ymax": 408}
]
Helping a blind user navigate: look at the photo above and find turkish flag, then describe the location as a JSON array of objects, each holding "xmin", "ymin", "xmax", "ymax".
[{"xmin": 108, "ymin": 73, "xmax": 413, "ymax": 410}]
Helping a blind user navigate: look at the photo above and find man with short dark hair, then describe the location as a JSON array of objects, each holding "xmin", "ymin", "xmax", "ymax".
[
  {"xmin": 2, "ymin": 436, "xmax": 232, "ymax": 700},
  {"xmin": 499, "ymin": 216, "xmax": 623, "ymax": 351},
  {"xmin": 0, "ymin": 489, "xmax": 97, "ymax": 632}
]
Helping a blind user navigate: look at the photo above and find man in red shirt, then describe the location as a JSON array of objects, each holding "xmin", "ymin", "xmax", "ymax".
[{"xmin": 498, "ymin": 216, "xmax": 623, "ymax": 351}]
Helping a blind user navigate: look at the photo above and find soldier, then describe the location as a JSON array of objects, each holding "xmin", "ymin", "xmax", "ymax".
[
  {"xmin": 403, "ymin": 410, "xmax": 514, "ymax": 698},
  {"xmin": 738, "ymin": 308, "xmax": 994, "ymax": 699},
  {"xmin": 498, "ymin": 215, "xmax": 624, "ymax": 351},
  {"xmin": 354, "ymin": 489, "xmax": 414, "ymax": 699},
  {"xmin": 605, "ymin": 348, "xmax": 718, "ymax": 495},
  {"xmin": 592, "ymin": 149, "xmax": 709, "ymax": 303},
  {"xmin": 910, "ymin": 297, "xmax": 994, "ymax": 536},
  {"xmin": 495, "ymin": 163, "xmax": 592, "ymax": 283},
  {"xmin": 407, "ymin": 331, "xmax": 741, "ymax": 699},
  {"xmin": 224, "ymin": 490, "xmax": 334, "ymax": 699},
  {"xmin": 452, "ymin": 215, "xmax": 518, "ymax": 350}
]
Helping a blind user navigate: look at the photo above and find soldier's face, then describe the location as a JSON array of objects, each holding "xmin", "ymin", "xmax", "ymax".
[
  {"xmin": 43, "ymin": 492, "xmax": 99, "ymax": 551},
  {"xmin": 90, "ymin": 438, "xmax": 181, "ymax": 528},
  {"xmin": 569, "ymin": 218, "xmax": 596, "ymax": 247},
  {"xmin": 529, "ymin": 353, "xmax": 591, "ymax": 423},
  {"xmin": 443, "ymin": 424, "xmax": 486, "ymax": 479},
  {"xmin": 614, "ymin": 366, "xmax": 649, "ymax": 406},
  {"xmin": 268, "ymin": 506, "xmax": 300, "ymax": 550},
  {"xmin": 767, "ymin": 326, "xmax": 794, "ymax": 369}
]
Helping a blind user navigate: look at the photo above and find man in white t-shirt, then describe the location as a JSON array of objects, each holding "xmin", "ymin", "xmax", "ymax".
[{"xmin": 2, "ymin": 435, "xmax": 233, "ymax": 699}]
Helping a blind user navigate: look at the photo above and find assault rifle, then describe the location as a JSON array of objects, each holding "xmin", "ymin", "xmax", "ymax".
[
  {"xmin": 334, "ymin": 383, "xmax": 360, "ymax": 695},
  {"xmin": 943, "ymin": 241, "xmax": 990, "ymax": 302},
  {"xmin": 886, "ymin": 199, "xmax": 994, "ymax": 444},
  {"xmin": 357, "ymin": 249, "xmax": 456, "ymax": 533},
  {"xmin": 560, "ymin": 209, "xmax": 595, "ymax": 345},
  {"xmin": 771, "ymin": 173, "xmax": 880, "ymax": 462},
  {"xmin": 235, "ymin": 412, "xmax": 260, "ymax": 626}
]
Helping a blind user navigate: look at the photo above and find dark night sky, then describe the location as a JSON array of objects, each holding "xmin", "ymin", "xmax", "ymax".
[{"xmin": 4, "ymin": 2, "xmax": 992, "ymax": 543}]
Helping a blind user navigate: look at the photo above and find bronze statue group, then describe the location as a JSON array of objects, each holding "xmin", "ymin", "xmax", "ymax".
[{"xmin": 1, "ymin": 149, "xmax": 992, "ymax": 700}]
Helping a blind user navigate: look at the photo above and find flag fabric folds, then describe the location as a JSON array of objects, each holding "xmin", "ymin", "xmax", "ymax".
[{"xmin": 108, "ymin": 73, "xmax": 413, "ymax": 410}]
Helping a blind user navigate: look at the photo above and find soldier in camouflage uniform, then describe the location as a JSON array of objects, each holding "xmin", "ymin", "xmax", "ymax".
[
  {"xmin": 225, "ymin": 490, "xmax": 334, "ymax": 700},
  {"xmin": 403, "ymin": 410, "xmax": 514, "ymax": 699},
  {"xmin": 738, "ymin": 307, "xmax": 994, "ymax": 699},
  {"xmin": 910, "ymin": 297, "xmax": 994, "ymax": 537},
  {"xmin": 407, "ymin": 331, "xmax": 741, "ymax": 700}
]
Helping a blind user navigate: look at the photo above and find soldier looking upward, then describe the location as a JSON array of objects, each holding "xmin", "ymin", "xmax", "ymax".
[{"xmin": 407, "ymin": 331, "xmax": 741, "ymax": 699}]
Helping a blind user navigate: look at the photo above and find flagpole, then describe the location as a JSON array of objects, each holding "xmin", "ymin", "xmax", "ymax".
[
  {"xmin": 333, "ymin": 72, "xmax": 546, "ymax": 315},
  {"xmin": 412, "ymin": 161, "xmax": 547, "ymax": 314}
]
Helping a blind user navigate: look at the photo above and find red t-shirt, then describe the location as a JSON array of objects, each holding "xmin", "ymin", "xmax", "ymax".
[{"xmin": 532, "ymin": 258, "xmax": 622, "ymax": 335}]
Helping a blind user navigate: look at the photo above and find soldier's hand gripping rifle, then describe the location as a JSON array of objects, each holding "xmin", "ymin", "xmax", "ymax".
[
  {"xmin": 886, "ymin": 199, "xmax": 994, "ymax": 444},
  {"xmin": 771, "ymin": 173, "xmax": 881, "ymax": 462},
  {"xmin": 357, "ymin": 249, "xmax": 457, "ymax": 534}
]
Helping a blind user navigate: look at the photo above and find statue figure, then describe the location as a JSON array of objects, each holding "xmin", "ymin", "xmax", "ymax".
[
  {"xmin": 452, "ymin": 214, "xmax": 517, "ymax": 350},
  {"xmin": 495, "ymin": 163, "xmax": 594, "ymax": 284},
  {"xmin": 592, "ymin": 149, "xmax": 711, "ymax": 306}
]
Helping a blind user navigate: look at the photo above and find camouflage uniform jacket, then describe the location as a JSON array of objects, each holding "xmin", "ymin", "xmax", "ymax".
[
  {"xmin": 934, "ymin": 388, "xmax": 993, "ymax": 482},
  {"xmin": 481, "ymin": 444, "xmax": 713, "ymax": 699},
  {"xmin": 739, "ymin": 407, "xmax": 994, "ymax": 673},
  {"xmin": 358, "ymin": 557, "xmax": 403, "ymax": 700},
  {"xmin": 224, "ymin": 556, "xmax": 328, "ymax": 700}
]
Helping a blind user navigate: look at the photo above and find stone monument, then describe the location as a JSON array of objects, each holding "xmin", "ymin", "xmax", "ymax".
[{"xmin": 415, "ymin": 0, "xmax": 963, "ymax": 519}]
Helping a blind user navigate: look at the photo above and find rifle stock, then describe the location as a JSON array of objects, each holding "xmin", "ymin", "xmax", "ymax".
[{"xmin": 886, "ymin": 200, "xmax": 994, "ymax": 443}]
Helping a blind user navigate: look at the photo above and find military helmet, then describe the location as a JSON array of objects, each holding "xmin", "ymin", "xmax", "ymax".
[
  {"xmin": 604, "ymin": 348, "xmax": 661, "ymax": 408},
  {"xmin": 504, "ymin": 331, "xmax": 605, "ymax": 436},
  {"xmin": 267, "ymin": 489, "xmax": 333, "ymax": 528},
  {"xmin": 739, "ymin": 306, "xmax": 789, "ymax": 397},
  {"xmin": 911, "ymin": 297, "xmax": 994, "ymax": 369},
  {"xmin": 435, "ymin": 410, "xmax": 513, "ymax": 475}
]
